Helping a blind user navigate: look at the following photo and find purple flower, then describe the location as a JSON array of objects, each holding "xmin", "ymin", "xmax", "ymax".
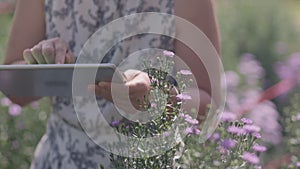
[
  {"xmin": 296, "ymin": 113, "xmax": 300, "ymax": 121},
  {"xmin": 185, "ymin": 116, "xmax": 199, "ymax": 125},
  {"xmin": 185, "ymin": 127, "xmax": 194, "ymax": 134},
  {"xmin": 252, "ymin": 132, "xmax": 261, "ymax": 139},
  {"xmin": 194, "ymin": 128, "xmax": 201, "ymax": 135},
  {"xmin": 220, "ymin": 111, "xmax": 237, "ymax": 122},
  {"xmin": 243, "ymin": 124, "xmax": 261, "ymax": 133},
  {"xmin": 8, "ymin": 104, "xmax": 22, "ymax": 116},
  {"xmin": 163, "ymin": 50, "xmax": 174, "ymax": 57},
  {"xmin": 184, "ymin": 127, "xmax": 200, "ymax": 135},
  {"xmin": 111, "ymin": 120, "xmax": 121, "ymax": 126},
  {"xmin": 274, "ymin": 62, "xmax": 293, "ymax": 80},
  {"xmin": 163, "ymin": 131, "xmax": 170, "ymax": 137},
  {"xmin": 287, "ymin": 52, "xmax": 300, "ymax": 69},
  {"xmin": 242, "ymin": 152, "xmax": 260, "ymax": 164},
  {"xmin": 178, "ymin": 113, "xmax": 185, "ymax": 118},
  {"xmin": 296, "ymin": 162, "xmax": 300, "ymax": 167},
  {"xmin": 226, "ymin": 93, "xmax": 240, "ymax": 113},
  {"xmin": 238, "ymin": 53, "xmax": 265, "ymax": 83},
  {"xmin": 225, "ymin": 71, "xmax": 240, "ymax": 88},
  {"xmin": 176, "ymin": 93, "xmax": 192, "ymax": 100},
  {"xmin": 150, "ymin": 102, "xmax": 157, "ymax": 108},
  {"xmin": 179, "ymin": 70, "xmax": 192, "ymax": 75},
  {"xmin": 275, "ymin": 53, "xmax": 300, "ymax": 82},
  {"xmin": 241, "ymin": 118, "xmax": 253, "ymax": 124},
  {"xmin": 227, "ymin": 126, "xmax": 245, "ymax": 135},
  {"xmin": 252, "ymin": 144, "xmax": 267, "ymax": 152},
  {"xmin": 1, "ymin": 97, "xmax": 12, "ymax": 107},
  {"xmin": 208, "ymin": 132, "xmax": 220, "ymax": 141},
  {"xmin": 220, "ymin": 139, "xmax": 237, "ymax": 150},
  {"xmin": 248, "ymin": 102, "xmax": 282, "ymax": 144}
]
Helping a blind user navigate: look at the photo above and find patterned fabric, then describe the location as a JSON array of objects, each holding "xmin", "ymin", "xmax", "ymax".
[{"xmin": 30, "ymin": 0, "xmax": 174, "ymax": 169}]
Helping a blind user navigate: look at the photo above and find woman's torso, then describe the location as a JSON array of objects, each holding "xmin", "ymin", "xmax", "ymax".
[{"xmin": 30, "ymin": 1, "xmax": 175, "ymax": 169}]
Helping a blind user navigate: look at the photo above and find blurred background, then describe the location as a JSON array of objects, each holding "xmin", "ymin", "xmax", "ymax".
[{"xmin": 0, "ymin": 0, "xmax": 299, "ymax": 168}]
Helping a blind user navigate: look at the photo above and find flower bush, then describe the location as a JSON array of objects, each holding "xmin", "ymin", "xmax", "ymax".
[
  {"xmin": 105, "ymin": 51, "xmax": 268, "ymax": 169},
  {"xmin": 106, "ymin": 50, "xmax": 300, "ymax": 169},
  {"xmin": 0, "ymin": 1, "xmax": 300, "ymax": 168},
  {"xmin": 0, "ymin": 96, "xmax": 50, "ymax": 169}
]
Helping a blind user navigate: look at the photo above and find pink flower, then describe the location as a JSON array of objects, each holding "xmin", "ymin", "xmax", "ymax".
[
  {"xmin": 208, "ymin": 132, "xmax": 220, "ymax": 141},
  {"xmin": 220, "ymin": 111, "xmax": 237, "ymax": 122},
  {"xmin": 150, "ymin": 102, "xmax": 157, "ymax": 108},
  {"xmin": 8, "ymin": 104, "xmax": 22, "ymax": 116},
  {"xmin": 194, "ymin": 128, "xmax": 201, "ymax": 135},
  {"xmin": 287, "ymin": 52, "xmax": 300, "ymax": 69},
  {"xmin": 275, "ymin": 53, "xmax": 300, "ymax": 84},
  {"xmin": 238, "ymin": 53, "xmax": 265, "ymax": 84},
  {"xmin": 184, "ymin": 115, "xmax": 199, "ymax": 125},
  {"xmin": 220, "ymin": 139, "xmax": 237, "ymax": 150},
  {"xmin": 179, "ymin": 70, "xmax": 192, "ymax": 75},
  {"xmin": 225, "ymin": 71, "xmax": 240, "ymax": 88},
  {"xmin": 241, "ymin": 118, "xmax": 253, "ymax": 124},
  {"xmin": 176, "ymin": 93, "xmax": 192, "ymax": 100},
  {"xmin": 296, "ymin": 113, "xmax": 300, "ymax": 121},
  {"xmin": 243, "ymin": 124, "xmax": 261, "ymax": 133},
  {"xmin": 248, "ymin": 102, "xmax": 282, "ymax": 144},
  {"xmin": 253, "ymin": 144, "xmax": 267, "ymax": 152},
  {"xmin": 242, "ymin": 152, "xmax": 260, "ymax": 164},
  {"xmin": 1, "ymin": 97, "xmax": 12, "ymax": 107},
  {"xmin": 274, "ymin": 62, "xmax": 293, "ymax": 80},
  {"xmin": 227, "ymin": 126, "xmax": 245, "ymax": 135},
  {"xmin": 252, "ymin": 132, "xmax": 261, "ymax": 139},
  {"xmin": 163, "ymin": 131, "xmax": 170, "ymax": 137},
  {"xmin": 163, "ymin": 50, "xmax": 174, "ymax": 57},
  {"xmin": 184, "ymin": 127, "xmax": 200, "ymax": 135},
  {"xmin": 185, "ymin": 127, "xmax": 194, "ymax": 134},
  {"xmin": 111, "ymin": 120, "xmax": 121, "ymax": 126}
]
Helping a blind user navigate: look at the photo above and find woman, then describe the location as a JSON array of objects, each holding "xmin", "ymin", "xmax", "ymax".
[{"xmin": 4, "ymin": 0, "xmax": 220, "ymax": 168}]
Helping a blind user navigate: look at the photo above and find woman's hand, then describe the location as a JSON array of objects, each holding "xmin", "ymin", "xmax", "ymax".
[
  {"xmin": 89, "ymin": 70, "xmax": 151, "ymax": 113},
  {"xmin": 23, "ymin": 37, "xmax": 75, "ymax": 64}
]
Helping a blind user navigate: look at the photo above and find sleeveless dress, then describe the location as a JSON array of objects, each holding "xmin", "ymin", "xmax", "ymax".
[{"xmin": 30, "ymin": 0, "xmax": 174, "ymax": 169}]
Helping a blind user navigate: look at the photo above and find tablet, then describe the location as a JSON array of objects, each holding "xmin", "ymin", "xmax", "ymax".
[{"xmin": 0, "ymin": 63, "xmax": 126, "ymax": 97}]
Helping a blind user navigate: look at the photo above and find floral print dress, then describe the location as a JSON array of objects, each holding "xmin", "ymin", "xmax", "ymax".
[{"xmin": 30, "ymin": 0, "xmax": 174, "ymax": 169}]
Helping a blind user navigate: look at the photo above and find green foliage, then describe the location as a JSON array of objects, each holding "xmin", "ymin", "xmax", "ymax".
[
  {"xmin": 0, "ymin": 13, "xmax": 13, "ymax": 63},
  {"xmin": 217, "ymin": 0, "xmax": 299, "ymax": 84},
  {"xmin": 179, "ymin": 121, "xmax": 263, "ymax": 169},
  {"xmin": 279, "ymin": 93, "xmax": 300, "ymax": 169},
  {"xmin": 0, "ymin": 95, "xmax": 50, "ymax": 169},
  {"xmin": 0, "ymin": 10, "xmax": 50, "ymax": 169}
]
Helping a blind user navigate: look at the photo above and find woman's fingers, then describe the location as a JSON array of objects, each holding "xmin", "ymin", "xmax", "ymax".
[
  {"xmin": 42, "ymin": 41, "xmax": 55, "ymax": 64},
  {"xmin": 23, "ymin": 38, "xmax": 74, "ymax": 64},
  {"xmin": 126, "ymin": 72, "xmax": 151, "ymax": 94},
  {"xmin": 23, "ymin": 49, "xmax": 36, "ymax": 64},
  {"xmin": 54, "ymin": 39, "xmax": 68, "ymax": 64},
  {"xmin": 31, "ymin": 44, "xmax": 47, "ymax": 64},
  {"xmin": 89, "ymin": 70, "xmax": 151, "ymax": 113},
  {"xmin": 93, "ymin": 82, "xmax": 150, "ymax": 112},
  {"xmin": 65, "ymin": 50, "xmax": 75, "ymax": 64}
]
